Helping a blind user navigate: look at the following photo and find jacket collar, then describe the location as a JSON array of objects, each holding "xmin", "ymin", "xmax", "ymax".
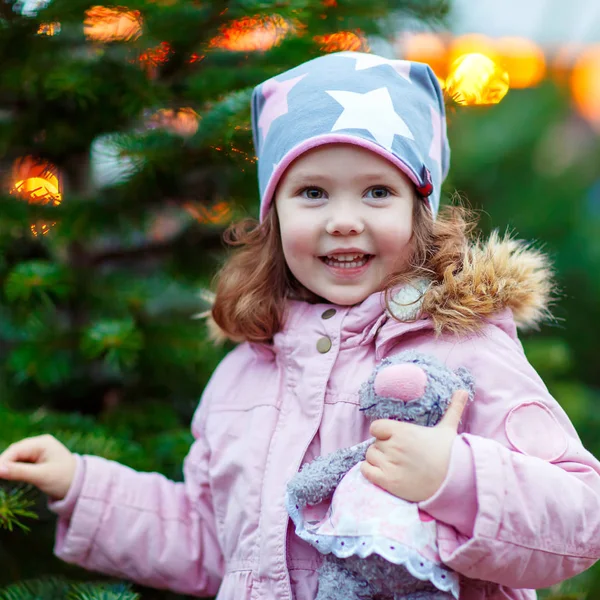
[
  {"xmin": 272, "ymin": 279, "xmax": 432, "ymax": 359},
  {"xmin": 206, "ymin": 231, "xmax": 554, "ymax": 349}
]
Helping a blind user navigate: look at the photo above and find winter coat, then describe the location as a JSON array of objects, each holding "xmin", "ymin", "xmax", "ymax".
[{"xmin": 49, "ymin": 234, "xmax": 600, "ymax": 599}]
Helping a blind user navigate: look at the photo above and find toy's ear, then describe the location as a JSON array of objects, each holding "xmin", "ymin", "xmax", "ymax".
[{"xmin": 455, "ymin": 367, "xmax": 475, "ymax": 398}]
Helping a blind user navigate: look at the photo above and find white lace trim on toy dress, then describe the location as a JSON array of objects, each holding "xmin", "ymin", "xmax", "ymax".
[{"xmin": 286, "ymin": 462, "xmax": 460, "ymax": 599}]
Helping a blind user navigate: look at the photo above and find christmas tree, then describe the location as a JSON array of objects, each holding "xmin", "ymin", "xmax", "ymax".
[{"xmin": 0, "ymin": 0, "xmax": 450, "ymax": 598}]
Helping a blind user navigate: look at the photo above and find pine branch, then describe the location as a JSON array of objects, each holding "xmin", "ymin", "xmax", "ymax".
[
  {"xmin": 0, "ymin": 577, "xmax": 140, "ymax": 600},
  {"xmin": 0, "ymin": 483, "xmax": 38, "ymax": 533},
  {"xmin": 88, "ymin": 225, "xmax": 224, "ymax": 266}
]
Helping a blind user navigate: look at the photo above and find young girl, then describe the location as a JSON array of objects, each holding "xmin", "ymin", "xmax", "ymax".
[{"xmin": 1, "ymin": 51, "xmax": 600, "ymax": 600}]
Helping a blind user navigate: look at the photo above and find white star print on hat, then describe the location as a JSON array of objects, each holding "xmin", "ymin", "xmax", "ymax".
[
  {"xmin": 250, "ymin": 51, "xmax": 450, "ymax": 220},
  {"xmin": 327, "ymin": 87, "xmax": 415, "ymax": 151},
  {"xmin": 338, "ymin": 52, "xmax": 412, "ymax": 81}
]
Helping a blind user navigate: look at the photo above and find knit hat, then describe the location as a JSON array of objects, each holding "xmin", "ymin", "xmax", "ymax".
[{"xmin": 250, "ymin": 51, "xmax": 450, "ymax": 222}]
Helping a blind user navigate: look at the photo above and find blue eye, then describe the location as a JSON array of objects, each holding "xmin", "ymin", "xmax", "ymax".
[
  {"xmin": 366, "ymin": 186, "xmax": 391, "ymax": 199},
  {"xmin": 301, "ymin": 187, "xmax": 326, "ymax": 200}
]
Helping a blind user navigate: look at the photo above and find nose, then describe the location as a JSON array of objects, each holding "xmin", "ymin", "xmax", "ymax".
[
  {"xmin": 324, "ymin": 204, "xmax": 365, "ymax": 236},
  {"xmin": 374, "ymin": 364, "xmax": 428, "ymax": 401}
]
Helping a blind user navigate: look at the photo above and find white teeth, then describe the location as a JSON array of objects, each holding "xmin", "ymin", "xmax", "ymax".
[
  {"xmin": 327, "ymin": 254, "xmax": 365, "ymax": 261},
  {"xmin": 324, "ymin": 256, "xmax": 369, "ymax": 269}
]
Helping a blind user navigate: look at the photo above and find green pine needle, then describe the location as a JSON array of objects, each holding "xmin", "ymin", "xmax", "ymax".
[
  {"xmin": 0, "ymin": 483, "xmax": 39, "ymax": 533},
  {"xmin": 0, "ymin": 577, "xmax": 139, "ymax": 600}
]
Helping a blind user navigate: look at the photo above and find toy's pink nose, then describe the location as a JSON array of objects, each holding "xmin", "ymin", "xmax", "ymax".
[{"xmin": 374, "ymin": 364, "xmax": 427, "ymax": 401}]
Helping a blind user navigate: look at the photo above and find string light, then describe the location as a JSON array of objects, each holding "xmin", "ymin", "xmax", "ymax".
[
  {"xmin": 209, "ymin": 15, "xmax": 295, "ymax": 52},
  {"xmin": 313, "ymin": 31, "xmax": 369, "ymax": 53},
  {"xmin": 147, "ymin": 108, "xmax": 200, "ymax": 137},
  {"xmin": 10, "ymin": 157, "xmax": 62, "ymax": 236},
  {"xmin": 138, "ymin": 41, "xmax": 173, "ymax": 77},
  {"xmin": 184, "ymin": 201, "xmax": 232, "ymax": 225},
  {"xmin": 37, "ymin": 22, "xmax": 60, "ymax": 36},
  {"xmin": 84, "ymin": 6, "xmax": 142, "ymax": 42}
]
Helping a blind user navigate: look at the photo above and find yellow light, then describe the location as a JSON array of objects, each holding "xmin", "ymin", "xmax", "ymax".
[
  {"xmin": 10, "ymin": 157, "xmax": 62, "ymax": 237},
  {"xmin": 208, "ymin": 15, "xmax": 295, "ymax": 52},
  {"xmin": 446, "ymin": 53, "xmax": 509, "ymax": 106},
  {"xmin": 570, "ymin": 44, "xmax": 600, "ymax": 129},
  {"xmin": 496, "ymin": 36, "xmax": 546, "ymax": 88},
  {"xmin": 30, "ymin": 222, "xmax": 54, "ymax": 236},
  {"xmin": 400, "ymin": 32, "xmax": 447, "ymax": 78},
  {"xmin": 13, "ymin": 176, "xmax": 62, "ymax": 205},
  {"xmin": 84, "ymin": 6, "xmax": 142, "ymax": 42},
  {"xmin": 11, "ymin": 158, "xmax": 62, "ymax": 206}
]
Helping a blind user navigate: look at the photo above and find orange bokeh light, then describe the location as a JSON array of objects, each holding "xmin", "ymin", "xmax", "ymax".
[
  {"xmin": 448, "ymin": 34, "xmax": 499, "ymax": 67},
  {"xmin": 10, "ymin": 157, "xmax": 62, "ymax": 236},
  {"xmin": 570, "ymin": 44, "xmax": 600, "ymax": 129},
  {"xmin": 209, "ymin": 15, "xmax": 294, "ymax": 52},
  {"xmin": 148, "ymin": 108, "xmax": 200, "ymax": 137},
  {"xmin": 184, "ymin": 201, "xmax": 232, "ymax": 225},
  {"xmin": 11, "ymin": 157, "xmax": 62, "ymax": 206},
  {"xmin": 38, "ymin": 22, "xmax": 60, "ymax": 36},
  {"xmin": 84, "ymin": 6, "xmax": 142, "ymax": 42},
  {"xmin": 313, "ymin": 31, "xmax": 369, "ymax": 53},
  {"xmin": 400, "ymin": 32, "xmax": 447, "ymax": 78},
  {"xmin": 446, "ymin": 53, "xmax": 509, "ymax": 106},
  {"xmin": 138, "ymin": 41, "xmax": 173, "ymax": 76},
  {"xmin": 401, "ymin": 33, "xmax": 545, "ymax": 92},
  {"xmin": 495, "ymin": 36, "xmax": 546, "ymax": 89}
]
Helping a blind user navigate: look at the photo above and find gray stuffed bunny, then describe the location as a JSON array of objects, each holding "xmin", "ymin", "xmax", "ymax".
[{"xmin": 286, "ymin": 350, "xmax": 475, "ymax": 600}]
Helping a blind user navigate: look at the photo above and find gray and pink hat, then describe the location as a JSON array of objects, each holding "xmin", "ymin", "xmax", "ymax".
[{"xmin": 250, "ymin": 51, "xmax": 450, "ymax": 221}]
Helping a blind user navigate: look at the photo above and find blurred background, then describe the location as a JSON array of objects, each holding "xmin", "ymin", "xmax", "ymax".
[{"xmin": 0, "ymin": 0, "xmax": 599, "ymax": 598}]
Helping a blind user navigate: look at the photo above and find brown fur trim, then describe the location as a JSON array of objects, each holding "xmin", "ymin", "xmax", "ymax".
[
  {"xmin": 422, "ymin": 231, "xmax": 555, "ymax": 336},
  {"xmin": 200, "ymin": 232, "xmax": 556, "ymax": 343}
]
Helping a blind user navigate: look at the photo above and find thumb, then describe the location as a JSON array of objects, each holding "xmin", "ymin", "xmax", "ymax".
[{"xmin": 437, "ymin": 389, "xmax": 469, "ymax": 431}]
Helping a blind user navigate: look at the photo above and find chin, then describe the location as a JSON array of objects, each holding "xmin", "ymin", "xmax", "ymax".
[{"xmin": 319, "ymin": 289, "xmax": 372, "ymax": 306}]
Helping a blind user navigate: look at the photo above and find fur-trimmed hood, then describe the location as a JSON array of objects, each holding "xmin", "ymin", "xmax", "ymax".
[
  {"xmin": 200, "ymin": 232, "xmax": 555, "ymax": 344},
  {"xmin": 422, "ymin": 231, "xmax": 555, "ymax": 336}
]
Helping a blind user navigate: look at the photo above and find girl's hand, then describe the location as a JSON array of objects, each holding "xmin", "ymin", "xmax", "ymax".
[
  {"xmin": 361, "ymin": 390, "xmax": 469, "ymax": 503},
  {"xmin": 0, "ymin": 435, "xmax": 76, "ymax": 501}
]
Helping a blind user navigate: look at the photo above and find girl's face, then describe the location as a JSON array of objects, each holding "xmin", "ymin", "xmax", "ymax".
[{"xmin": 275, "ymin": 144, "xmax": 415, "ymax": 306}]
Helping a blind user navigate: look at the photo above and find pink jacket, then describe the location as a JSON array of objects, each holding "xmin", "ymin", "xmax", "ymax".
[{"xmin": 49, "ymin": 236, "xmax": 600, "ymax": 599}]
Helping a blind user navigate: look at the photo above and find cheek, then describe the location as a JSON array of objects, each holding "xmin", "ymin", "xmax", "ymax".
[
  {"xmin": 377, "ymin": 222, "xmax": 413, "ymax": 253},
  {"xmin": 279, "ymin": 220, "xmax": 316, "ymax": 257}
]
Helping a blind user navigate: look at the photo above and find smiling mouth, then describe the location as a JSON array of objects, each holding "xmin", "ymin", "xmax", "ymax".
[{"xmin": 319, "ymin": 254, "xmax": 374, "ymax": 268}]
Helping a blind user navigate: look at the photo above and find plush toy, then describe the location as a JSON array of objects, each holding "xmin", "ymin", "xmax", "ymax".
[{"xmin": 286, "ymin": 350, "xmax": 475, "ymax": 600}]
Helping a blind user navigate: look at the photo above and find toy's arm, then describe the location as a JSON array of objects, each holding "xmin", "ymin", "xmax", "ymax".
[{"xmin": 287, "ymin": 438, "xmax": 372, "ymax": 508}]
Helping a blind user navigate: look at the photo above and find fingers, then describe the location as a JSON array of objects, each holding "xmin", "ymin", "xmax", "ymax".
[
  {"xmin": 0, "ymin": 460, "xmax": 42, "ymax": 485},
  {"xmin": 360, "ymin": 460, "xmax": 385, "ymax": 488},
  {"xmin": 0, "ymin": 436, "xmax": 57, "ymax": 488},
  {"xmin": 0, "ymin": 436, "xmax": 48, "ymax": 465},
  {"xmin": 437, "ymin": 390, "xmax": 469, "ymax": 430},
  {"xmin": 365, "ymin": 443, "xmax": 385, "ymax": 467}
]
